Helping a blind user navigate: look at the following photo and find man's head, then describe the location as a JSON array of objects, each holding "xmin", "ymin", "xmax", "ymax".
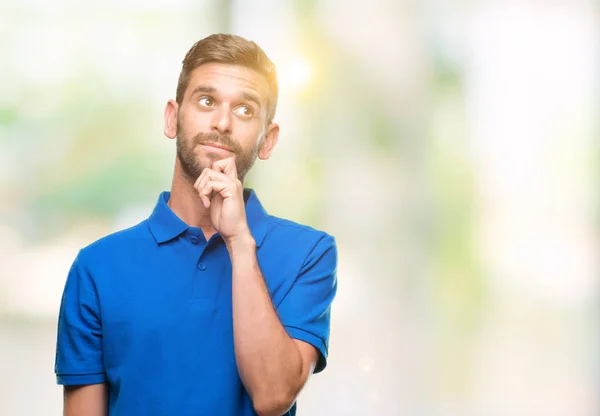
[{"xmin": 164, "ymin": 34, "xmax": 280, "ymax": 182}]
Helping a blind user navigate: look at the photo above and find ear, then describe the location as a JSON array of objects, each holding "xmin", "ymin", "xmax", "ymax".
[
  {"xmin": 258, "ymin": 123, "xmax": 279, "ymax": 160},
  {"xmin": 164, "ymin": 99, "xmax": 179, "ymax": 139}
]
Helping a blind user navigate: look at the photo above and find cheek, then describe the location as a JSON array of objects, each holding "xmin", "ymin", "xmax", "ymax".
[
  {"xmin": 242, "ymin": 135, "xmax": 263, "ymax": 156},
  {"xmin": 238, "ymin": 121, "xmax": 265, "ymax": 143},
  {"xmin": 179, "ymin": 108, "xmax": 210, "ymax": 133}
]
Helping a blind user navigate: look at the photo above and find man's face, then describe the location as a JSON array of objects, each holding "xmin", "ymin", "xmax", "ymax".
[{"xmin": 171, "ymin": 63, "xmax": 276, "ymax": 181}]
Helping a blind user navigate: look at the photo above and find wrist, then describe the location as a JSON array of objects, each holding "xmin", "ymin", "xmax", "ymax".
[{"xmin": 224, "ymin": 230, "xmax": 256, "ymax": 252}]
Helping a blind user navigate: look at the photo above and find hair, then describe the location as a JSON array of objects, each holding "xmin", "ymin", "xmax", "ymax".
[{"xmin": 176, "ymin": 34, "xmax": 278, "ymax": 124}]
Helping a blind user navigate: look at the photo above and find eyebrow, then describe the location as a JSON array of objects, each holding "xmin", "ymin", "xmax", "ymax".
[
  {"xmin": 242, "ymin": 92, "xmax": 261, "ymax": 109},
  {"xmin": 190, "ymin": 85, "xmax": 216, "ymax": 96},
  {"xmin": 190, "ymin": 85, "xmax": 262, "ymax": 109}
]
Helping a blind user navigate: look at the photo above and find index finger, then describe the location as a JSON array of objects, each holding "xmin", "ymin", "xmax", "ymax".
[{"xmin": 212, "ymin": 157, "xmax": 237, "ymax": 179}]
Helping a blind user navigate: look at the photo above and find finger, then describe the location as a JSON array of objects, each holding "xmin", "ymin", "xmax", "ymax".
[
  {"xmin": 197, "ymin": 181, "xmax": 211, "ymax": 208},
  {"xmin": 200, "ymin": 193, "xmax": 210, "ymax": 209},
  {"xmin": 212, "ymin": 157, "xmax": 238, "ymax": 180},
  {"xmin": 199, "ymin": 168, "xmax": 235, "ymax": 185},
  {"xmin": 198, "ymin": 179, "xmax": 235, "ymax": 205},
  {"xmin": 197, "ymin": 169, "xmax": 241, "ymax": 207},
  {"xmin": 193, "ymin": 171, "xmax": 210, "ymax": 207},
  {"xmin": 198, "ymin": 180, "xmax": 216, "ymax": 208},
  {"xmin": 194, "ymin": 168, "xmax": 209, "ymax": 189},
  {"xmin": 195, "ymin": 169, "xmax": 211, "ymax": 194}
]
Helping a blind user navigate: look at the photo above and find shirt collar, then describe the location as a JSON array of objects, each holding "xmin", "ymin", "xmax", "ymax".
[{"xmin": 148, "ymin": 189, "xmax": 270, "ymax": 246}]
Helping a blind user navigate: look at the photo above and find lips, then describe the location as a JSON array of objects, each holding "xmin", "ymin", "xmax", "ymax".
[{"xmin": 201, "ymin": 142, "xmax": 232, "ymax": 152}]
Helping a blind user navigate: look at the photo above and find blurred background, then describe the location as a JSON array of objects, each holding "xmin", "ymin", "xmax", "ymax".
[{"xmin": 1, "ymin": 0, "xmax": 598, "ymax": 414}]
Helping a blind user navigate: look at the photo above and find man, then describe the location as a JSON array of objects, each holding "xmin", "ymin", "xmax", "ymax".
[{"xmin": 54, "ymin": 34, "xmax": 338, "ymax": 416}]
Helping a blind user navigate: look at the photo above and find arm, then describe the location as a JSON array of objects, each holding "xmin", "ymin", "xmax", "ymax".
[
  {"xmin": 227, "ymin": 235, "xmax": 318, "ymax": 416},
  {"xmin": 64, "ymin": 384, "xmax": 108, "ymax": 416},
  {"xmin": 55, "ymin": 254, "xmax": 108, "ymax": 414},
  {"xmin": 195, "ymin": 158, "xmax": 335, "ymax": 415}
]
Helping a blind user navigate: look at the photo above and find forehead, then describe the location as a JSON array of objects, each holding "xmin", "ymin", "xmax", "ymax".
[{"xmin": 185, "ymin": 62, "xmax": 271, "ymax": 103}]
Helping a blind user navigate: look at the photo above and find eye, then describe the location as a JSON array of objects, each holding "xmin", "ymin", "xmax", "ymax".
[
  {"xmin": 233, "ymin": 104, "xmax": 254, "ymax": 118},
  {"xmin": 199, "ymin": 96, "xmax": 215, "ymax": 107}
]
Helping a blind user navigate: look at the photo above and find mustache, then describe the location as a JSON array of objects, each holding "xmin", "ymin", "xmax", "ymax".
[{"xmin": 194, "ymin": 132, "xmax": 241, "ymax": 153}]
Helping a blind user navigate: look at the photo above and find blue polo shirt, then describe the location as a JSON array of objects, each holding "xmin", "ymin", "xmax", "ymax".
[{"xmin": 55, "ymin": 189, "xmax": 337, "ymax": 416}]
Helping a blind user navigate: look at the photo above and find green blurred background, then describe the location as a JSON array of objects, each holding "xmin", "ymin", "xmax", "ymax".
[{"xmin": 1, "ymin": 0, "xmax": 598, "ymax": 414}]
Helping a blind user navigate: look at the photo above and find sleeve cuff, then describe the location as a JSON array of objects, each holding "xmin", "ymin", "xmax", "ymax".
[
  {"xmin": 56, "ymin": 372, "xmax": 107, "ymax": 386},
  {"xmin": 284, "ymin": 325, "xmax": 328, "ymax": 374}
]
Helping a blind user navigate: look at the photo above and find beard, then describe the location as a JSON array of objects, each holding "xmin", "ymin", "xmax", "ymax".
[{"xmin": 176, "ymin": 127, "xmax": 259, "ymax": 182}]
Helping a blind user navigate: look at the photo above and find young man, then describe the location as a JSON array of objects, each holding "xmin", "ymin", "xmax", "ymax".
[{"xmin": 55, "ymin": 34, "xmax": 338, "ymax": 416}]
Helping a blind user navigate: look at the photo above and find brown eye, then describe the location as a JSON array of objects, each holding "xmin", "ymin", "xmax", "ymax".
[
  {"xmin": 199, "ymin": 97, "xmax": 215, "ymax": 107},
  {"xmin": 233, "ymin": 105, "xmax": 254, "ymax": 118}
]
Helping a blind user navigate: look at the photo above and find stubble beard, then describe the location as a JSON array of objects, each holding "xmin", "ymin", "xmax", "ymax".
[{"xmin": 176, "ymin": 129, "xmax": 260, "ymax": 183}]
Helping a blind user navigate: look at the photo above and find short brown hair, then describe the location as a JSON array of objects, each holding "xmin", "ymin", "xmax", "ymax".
[{"xmin": 176, "ymin": 34, "xmax": 278, "ymax": 123}]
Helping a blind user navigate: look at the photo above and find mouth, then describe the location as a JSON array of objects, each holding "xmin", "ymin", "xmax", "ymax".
[{"xmin": 200, "ymin": 142, "xmax": 233, "ymax": 152}]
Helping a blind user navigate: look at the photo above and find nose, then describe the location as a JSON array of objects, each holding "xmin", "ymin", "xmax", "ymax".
[{"xmin": 211, "ymin": 105, "xmax": 232, "ymax": 135}]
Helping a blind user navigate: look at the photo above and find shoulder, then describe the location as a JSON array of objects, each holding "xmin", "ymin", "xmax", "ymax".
[
  {"xmin": 77, "ymin": 220, "xmax": 150, "ymax": 264},
  {"xmin": 263, "ymin": 215, "xmax": 337, "ymax": 260},
  {"xmin": 267, "ymin": 215, "xmax": 334, "ymax": 240}
]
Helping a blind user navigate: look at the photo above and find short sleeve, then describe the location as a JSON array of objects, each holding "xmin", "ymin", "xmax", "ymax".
[
  {"xmin": 55, "ymin": 253, "xmax": 107, "ymax": 386},
  {"xmin": 278, "ymin": 234, "xmax": 338, "ymax": 374}
]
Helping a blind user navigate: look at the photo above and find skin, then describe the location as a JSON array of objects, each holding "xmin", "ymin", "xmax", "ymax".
[
  {"xmin": 63, "ymin": 384, "xmax": 107, "ymax": 416},
  {"xmin": 64, "ymin": 63, "xmax": 318, "ymax": 416}
]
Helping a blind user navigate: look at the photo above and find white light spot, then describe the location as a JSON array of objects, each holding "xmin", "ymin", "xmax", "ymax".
[{"xmin": 279, "ymin": 57, "xmax": 313, "ymax": 91}]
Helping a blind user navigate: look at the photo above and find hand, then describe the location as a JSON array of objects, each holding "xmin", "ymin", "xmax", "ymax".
[{"xmin": 194, "ymin": 157, "xmax": 252, "ymax": 242}]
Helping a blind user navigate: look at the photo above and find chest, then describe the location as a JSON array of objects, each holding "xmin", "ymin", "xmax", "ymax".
[{"xmin": 93, "ymin": 240, "xmax": 297, "ymax": 371}]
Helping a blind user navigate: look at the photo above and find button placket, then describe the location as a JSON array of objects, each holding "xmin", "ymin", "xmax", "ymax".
[{"xmin": 190, "ymin": 239, "xmax": 225, "ymax": 308}]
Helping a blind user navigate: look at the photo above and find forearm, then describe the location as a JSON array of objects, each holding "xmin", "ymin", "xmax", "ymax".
[
  {"xmin": 64, "ymin": 384, "xmax": 108, "ymax": 416},
  {"xmin": 226, "ymin": 234, "xmax": 303, "ymax": 415}
]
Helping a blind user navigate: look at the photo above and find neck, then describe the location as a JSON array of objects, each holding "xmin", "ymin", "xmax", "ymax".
[{"xmin": 168, "ymin": 157, "xmax": 214, "ymax": 229}]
